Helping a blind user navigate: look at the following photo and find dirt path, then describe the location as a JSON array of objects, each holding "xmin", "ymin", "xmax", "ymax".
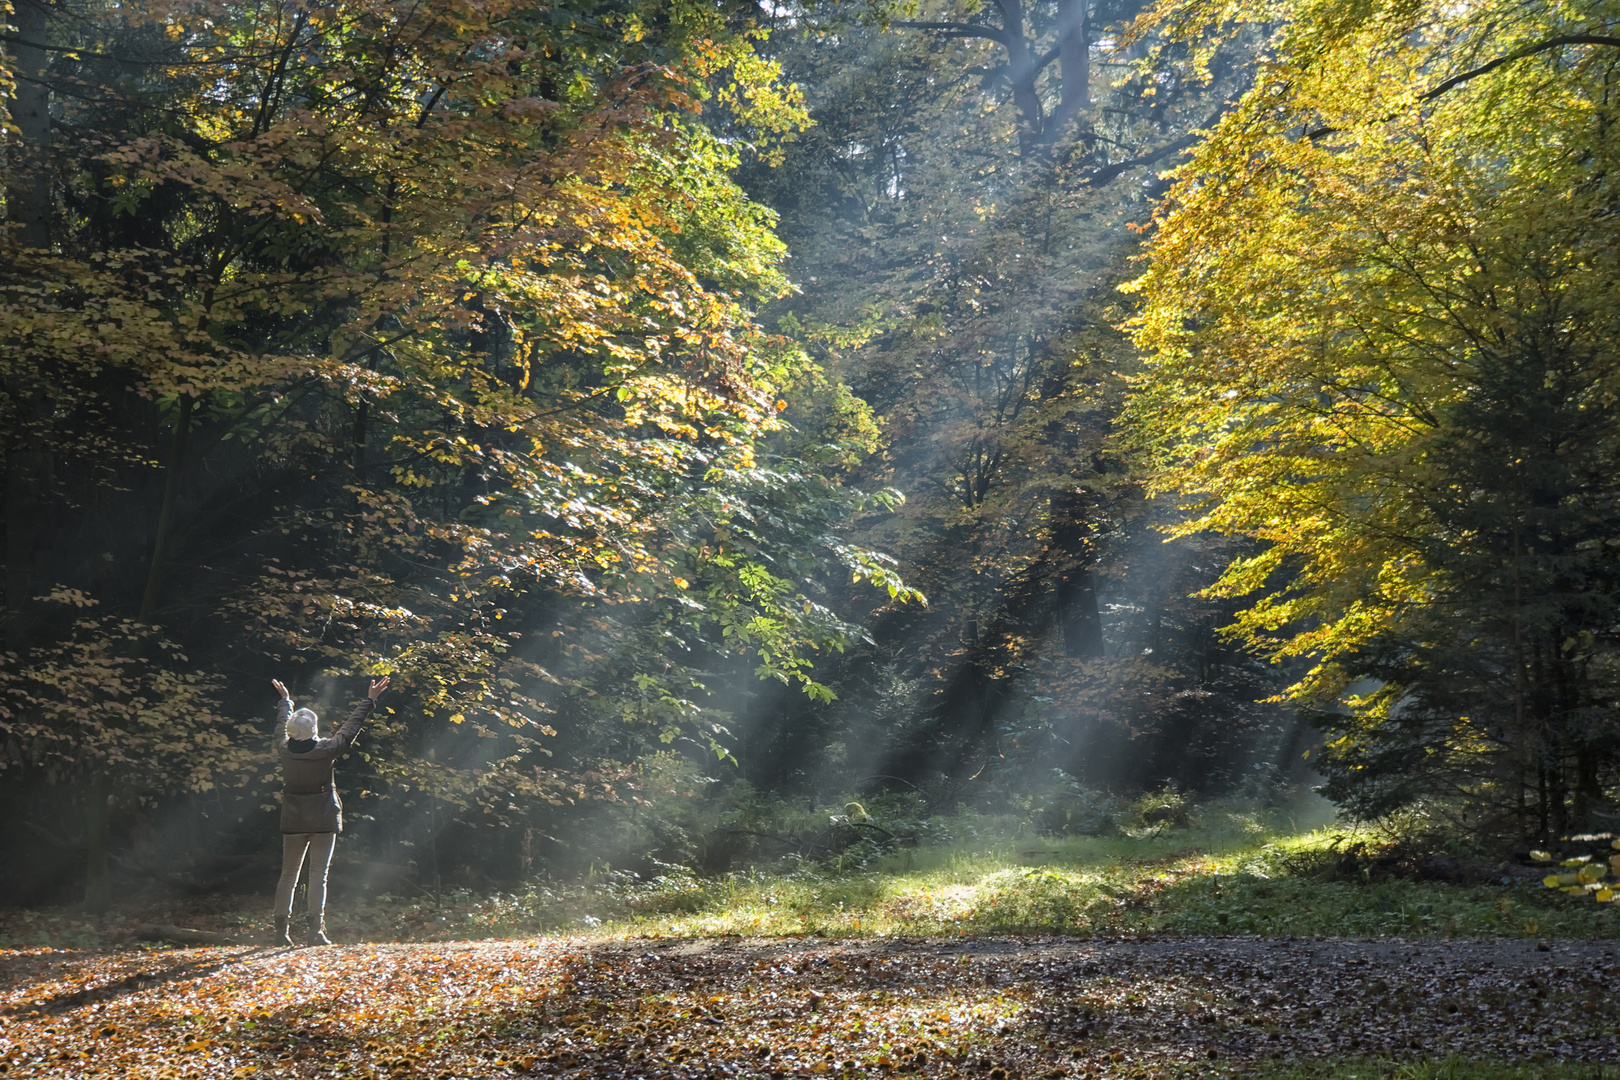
[{"xmin": 2, "ymin": 935, "xmax": 1616, "ymax": 1077}]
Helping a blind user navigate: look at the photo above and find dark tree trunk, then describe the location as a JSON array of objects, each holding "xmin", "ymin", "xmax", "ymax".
[
  {"xmin": 83, "ymin": 770, "xmax": 111, "ymax": 913},
  {"xmin": 1056, "ymin": 567, "xmax": 1103, "ymax": 658},
  {"xmin": 3, "ymin": 441, "xmax": 52, "ymax": 649},
  {"xmin": 6, "ymin": 0, "xmax": 52, "ymax": 249},
  {"xmin": 3, "ymin": 0, "xmax": 54, "ymax": 650},
  {"xmin": 1537, "ymin": 760, "xmax": 1549, "ymax": 840},
  {"xmin": 1051, "ymin": 488, "xmax": 1102, "ymax": 657},
  {"xmin": 139, "ymin": 396, "xmax": 194, "ymax": 622},
  {"xmin": 1546, "ymin": 738, "xmax": 1570, "ymax": 837},
  {"xmin": 1575, "ymin": 742, "xmax": 1602, "ymax": 821},
  {"xmin": 880, "ymin": 486, "xmax": 1108, "ymax": 779},
  {"xmin": 83, "ymin": 398, "xmax": 197, "ymax": 910}
]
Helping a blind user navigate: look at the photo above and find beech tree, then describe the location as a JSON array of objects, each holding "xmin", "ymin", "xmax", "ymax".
[
  {"xmin": 0, "ymin": 0, "xmax": 917, "ymax": 906},
  {"xmin": 721, "ymin": 1, "xmax": 1286, "ymax": 795},
  {"xmin": 1127, "ymin": 0, "xmax": 1620, "ymax": 834}
]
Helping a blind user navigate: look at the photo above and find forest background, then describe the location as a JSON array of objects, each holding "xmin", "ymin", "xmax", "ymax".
[{"xmin": 2, "ymin": 0, "xmax": 1618, "ymax": 916}]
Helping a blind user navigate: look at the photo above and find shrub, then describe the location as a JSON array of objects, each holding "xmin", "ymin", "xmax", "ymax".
[{"xmin": 1020, "ymin": 770, "xmax": 1124, "ymax": 836}]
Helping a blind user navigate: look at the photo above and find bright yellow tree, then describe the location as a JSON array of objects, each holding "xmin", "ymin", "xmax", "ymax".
[{"xmin": 1126, "ymin": 0, "xmax": 1620, "ymax": 832}]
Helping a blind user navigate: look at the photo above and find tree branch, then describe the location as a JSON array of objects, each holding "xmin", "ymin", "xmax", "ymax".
[
  {"xmin": 1306, "ymin": 34, "xmax": 1620, "ymax": 139},
  {"xmin": 893, "ymin": 20, "xmax": 1014, "ymax": 48},
  {"xmin": 0, "ymin": 34, "xmax": 276, "ymax": 67},
  {"xmin": 993, "ymin": 0, "xmax": 1026, "ymax": 42},
  {"xmin": 1081, "ymin": 130, "xmax": 1199, "ymax": 186},
  {"xmin": 1418, "ymin": 33, "xmax": 1620, "ymax": 102}
]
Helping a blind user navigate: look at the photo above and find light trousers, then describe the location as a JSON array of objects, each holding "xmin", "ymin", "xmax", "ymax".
[{"xmin": 273, "ymin": 832, "xmax": 337, "ymax": 924}]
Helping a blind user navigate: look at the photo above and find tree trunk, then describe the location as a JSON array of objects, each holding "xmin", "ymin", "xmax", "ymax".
[
  {"xmin": 83, "ymin": 769, "xmax": 111, "ymax": 913},
  {"xmin": 3, "ymin": 440, "xmax": 52, "ymax": 649},
  {"xmin": 139, "ymin": 395, "xmax": 194, "ymax": 622},
  {"xmin": 6, "ymin": 0, "xmax": 52, "ymax": 248},
  {"xmin": 1543, "ymin": 726, "xmax": 1572, "ymax": 836},
  {"xmin": 1051, "ymin": 489, "xmax": 1102, "ymax": 657},
  {"xmin": 993, "ymin": 0, "xmax": 1043, "ymax": 152},
  {"xmin": 1537, "ymin": 760, "xmax": 1549, "ymax": 841},
  {"xmin": 1056, "ymin": 567, "xmax": 1103, "ymax": 658},
  {"xmin": 3, "ymin": 0, "xmax": 54, "ymax": 650},
  {"xmin": 352, "ymin": 399, "xmax": 369, "ymax": 472},
  {"xmin": 1007, "ymin": 44, "xmax": 1042, "ymax": 153},
  {"xmin": 81, "ymin": 398, "xmax": 194, "ymax": 914},
  {"xmin": 1511, "ymin": 518, "xmax": 1531, "ymax": 839},
  {"xmin": 1575, "ymin": 741, "xmax": 1602, "ymax": 823},
  {"xmin": 1050, "ymin": 0, "xmax": 1089, "ymax": 140}
]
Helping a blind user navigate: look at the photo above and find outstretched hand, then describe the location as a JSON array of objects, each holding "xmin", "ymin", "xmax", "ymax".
[
  {"xmin": 368, "ymin": 676, "xmax": 390, "ymax": 700},
  {"xmin": 271, "ymin": 679, "xmax": 290, "ymax": 701}
]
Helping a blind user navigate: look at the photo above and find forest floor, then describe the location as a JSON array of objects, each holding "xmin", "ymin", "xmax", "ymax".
[
  {"xmin": 2, "ymin": 932, "xmax": 1619, "ymax": 1080},
  {"xmin": 6, "ymin": 815, "xmax": 1620, "ymax": 1077}
]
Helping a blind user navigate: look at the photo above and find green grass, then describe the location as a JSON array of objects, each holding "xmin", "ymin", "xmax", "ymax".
[
  {"xmin": 351, "ymin": 804, "xmax": 1618, "ymax": 942},
  {"xmin": 598, "ymin": 822, "xmax": 1609, "ymax": 940},
  {"xmin": 10, "ymin": 803, "xmax": 1611, "ymax": 946}
]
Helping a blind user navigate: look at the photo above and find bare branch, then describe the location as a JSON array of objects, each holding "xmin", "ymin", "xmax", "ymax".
[
  {"xmin": 1081, "ymin": 130, "xmax": 1198, "ymax": 186},
  {"xmin": 893, "ymin": 20, "xmax": 1014, "ymax": 48},
  {"xmin": 0, "ymin": 34, "xmax": 277, "ymax": 67}
]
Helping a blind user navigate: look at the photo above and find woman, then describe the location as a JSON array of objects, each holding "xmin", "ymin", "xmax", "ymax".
[{"xmin": 270, "ymin": 675, "xmax": 389, "ymax": 946}]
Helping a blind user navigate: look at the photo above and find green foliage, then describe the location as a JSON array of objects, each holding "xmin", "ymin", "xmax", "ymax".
[
  {"xmin": 430, "ymin": 800, "xmax": 1613, "ymax": 941},
  {"xmin": 723, "ymin": 0, "xmax": 1280, "ymax": 797},
  {"xmin": 0, "ymin": 0, "xmax": 922, "ymax": 895},
  {"xmin": 1019, "ymin": 769, "xmax": 1126, "ymax": 837},
  {"xmin": 1126, "ymin": 786, "xmax": 1192, "ymax": 831},
  {"xmin": 0, "ymin": 591, "xmax": 259, "ymax": 795},
  {"xmin": 11, "ymin": 797, "xmax": 1620, "ymax": 945}
]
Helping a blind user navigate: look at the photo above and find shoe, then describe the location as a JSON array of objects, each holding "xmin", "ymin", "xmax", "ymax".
[
  {"xmin": 308, "ymin": 926, "xmax": 334, "ymax": 946},
  {"xmin": 273, "ymin": 919, "xmax": 293, "ymax": 947}
]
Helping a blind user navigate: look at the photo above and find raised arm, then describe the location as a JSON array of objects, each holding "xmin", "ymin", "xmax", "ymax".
[
  {"xmin": 330, "ymin": 676, "xmax": 388, "ymax": 750},
  {"xmin": 271, "ymin": 678, "xmax": 292, "ymax": 748}
]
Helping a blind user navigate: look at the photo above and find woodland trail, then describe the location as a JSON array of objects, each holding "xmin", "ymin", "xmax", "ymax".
[{"xmin": 2, "ymin": 935, "xmax": 1617, "ymax": 1078}]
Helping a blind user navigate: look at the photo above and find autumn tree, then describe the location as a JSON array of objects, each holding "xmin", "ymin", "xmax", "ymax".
[
  {"xmin": 722, "ymin": 0, "xmax": 1284, "ymax": 797},
  {"xmin": 0, "ymin": 0, "xmax": 919, "ymax": 904},
  {"xmin": 1127, "ymin": 0, "xmax": 1620, "ymax": 835}
]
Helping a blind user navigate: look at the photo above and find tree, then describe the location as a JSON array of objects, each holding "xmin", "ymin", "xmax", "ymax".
[
  {"xmin": 1127, "ymin": 0, "xmax": 1620, "ymax": 835},
  {"xmin": 0, "ymin": 0, "xmax": 920, "ymax": 902},
  {"xmin": 724, "ymin": 0, "xmax": 1276, "ymax": 796},
  {"xmin": 888, "ymin": 0, "xmax": 1225, "ymax": 162}
]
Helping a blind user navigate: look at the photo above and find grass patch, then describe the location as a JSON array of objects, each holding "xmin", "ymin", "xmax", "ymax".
[
  {"xmin": 601, "ymin": 826, "xmax": 1612, "ymax": 941},
  {"xmin": 336, "ymin": 804, "xmax": 1618, "ymax": 942},
  {"xmin": 6, "ymin": 801, "xmax": 1614, "ymax": 946}
]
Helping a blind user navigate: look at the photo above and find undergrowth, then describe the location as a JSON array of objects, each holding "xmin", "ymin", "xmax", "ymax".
[
  {"xmin": 325, "ymin": 799, "xmax": 1614, "ymax": 942},
  {"xmin": 4, "ymin": 795, "xmax": 1616, "ymax": 947}
]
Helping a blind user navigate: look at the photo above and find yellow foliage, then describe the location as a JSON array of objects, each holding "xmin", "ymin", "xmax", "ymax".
[{"xmin": 1123, "ymin": 0, "xmax": 1620, "ymax": 816}]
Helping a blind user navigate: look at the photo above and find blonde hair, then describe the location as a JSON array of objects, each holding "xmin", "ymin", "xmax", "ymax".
[{"xmin": 287, "ymin": 708, "xmax": 319, "ymax": 741}]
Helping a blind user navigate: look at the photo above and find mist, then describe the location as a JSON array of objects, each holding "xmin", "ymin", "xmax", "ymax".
[{"xmin": 0, "ymin": 0, "xmax": 1431, "ymax": 915}]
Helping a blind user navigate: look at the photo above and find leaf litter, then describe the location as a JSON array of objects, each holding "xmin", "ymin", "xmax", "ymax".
[{"xmin": 1, "ymin": 935, "xmax": 1617, "ymax": 1078}]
